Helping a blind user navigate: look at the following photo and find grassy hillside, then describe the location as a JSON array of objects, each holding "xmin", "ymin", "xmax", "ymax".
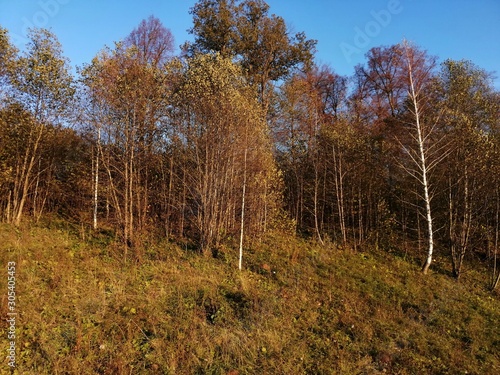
[{"xmin": 1, "ymin": 221, "xmax": 499, "ymax": 374}]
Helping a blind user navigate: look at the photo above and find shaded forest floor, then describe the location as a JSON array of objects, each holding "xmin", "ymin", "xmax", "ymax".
[{"xmin": 1, "ymin": 219, "xmax": 499, "ymax": 374}]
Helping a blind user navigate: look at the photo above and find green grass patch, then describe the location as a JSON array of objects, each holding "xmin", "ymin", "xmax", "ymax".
[{"xmin": 0, "ymin": 224, "xmax": 499, "ymax": 374}]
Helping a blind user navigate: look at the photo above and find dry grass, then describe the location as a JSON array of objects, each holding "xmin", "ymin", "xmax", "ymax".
[{"xmin": 0, "ymin": 221, "xmax": 499, "ymax": 374}]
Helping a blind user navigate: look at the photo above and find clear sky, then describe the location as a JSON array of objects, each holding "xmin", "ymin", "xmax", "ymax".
[{"xmin": 1, "ymin": 0, "xmax": 499, "ymax": 89}]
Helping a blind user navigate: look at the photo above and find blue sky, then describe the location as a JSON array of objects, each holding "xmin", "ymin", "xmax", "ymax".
[{"xmin": 1, "ymin": 0, "xmax": 499, "ymax": 88}]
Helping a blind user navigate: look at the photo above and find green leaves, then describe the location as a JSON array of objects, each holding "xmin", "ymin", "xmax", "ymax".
[
  {"xmin": 188, "ymin": 0, "xmax": 317, "ymax": 107},
  {"xmin": 171, "ymin": 51, "xmax": 278, "ymax": 252},
  {"xmin": 12, "ymin": 28, "xmax": 75, "ymax": 123},
  {"xmin": 0, "ymin": 27, "xmax": 17, "ymax": 80}
]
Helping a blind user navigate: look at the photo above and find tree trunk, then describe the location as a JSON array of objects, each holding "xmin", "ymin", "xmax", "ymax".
[
  {"xmin": 404, "ymin": 43, "xmax": 434, "ymax": 274},
  {"xmin": 12, "ymin": 123, "xmax": 44, "ymax": 226},
  {"xmin": 93, "ymin": 126, "xmax": 101, "ymax": 231},
  {"xmin": 313, "ymin": 163, "xmax": 324, "ymax": 246},
  {"xmin": 239, "ymin": 147, "xmax": 248, "ymax": 271},
  {"xmin": 332, "ymin": 143, "xmax": 347, "ymax": 244},
  {"xmin": 491, "ymin": 190, "xmax": 500, "ymax": 290}
]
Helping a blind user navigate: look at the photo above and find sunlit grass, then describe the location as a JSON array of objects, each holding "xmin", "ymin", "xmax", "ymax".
[{"xmin": 0, "ymin": 222, "xmax": 499, "ymax": 374}]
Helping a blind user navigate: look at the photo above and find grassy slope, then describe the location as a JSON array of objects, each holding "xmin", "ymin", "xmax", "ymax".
[{"xmin": 0, "ymin": 222, "xmax": 499, "ymax": 375}]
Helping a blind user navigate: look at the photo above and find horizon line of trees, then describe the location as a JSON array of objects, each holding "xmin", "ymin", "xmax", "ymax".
[{"xmin": 1, "ymin": 0, "xmax": 500, "ymax": 284}]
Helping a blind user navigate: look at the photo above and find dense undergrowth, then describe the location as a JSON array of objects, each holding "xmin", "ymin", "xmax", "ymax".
[{"xmin": 0, "ymin": 220, "xmax": 499, "ymax": 374}]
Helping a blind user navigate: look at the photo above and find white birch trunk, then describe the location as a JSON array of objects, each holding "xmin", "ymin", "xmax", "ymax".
[
  {"xmin": 405, "ymin": 45, "xmax": 434, "ymax": 274},
  {"xmin": 239, "ymin": 147, "xmax": 248, "ymax": 271},
  {"xmin": 93, "ymin": 125, "xmax": 101, "ymax": 230}
]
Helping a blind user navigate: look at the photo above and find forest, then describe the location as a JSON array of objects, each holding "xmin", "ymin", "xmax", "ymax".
[
  {"xmin": 1, "ymin": 0, "xmax": 500, "ymax": 373},
  {"xmin": 2, "ymin": 0, "xmax": 500, "ymax": 281}
]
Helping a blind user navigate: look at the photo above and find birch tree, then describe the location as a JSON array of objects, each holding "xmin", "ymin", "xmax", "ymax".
[
  {"xmin": 0, "ymin": 28, "xmax": 17, "ymax": 218},
  {"xmin": 81, "ymin": 16, "xmax": 174, "ymax": 252},
  {"xmin": 437, "ymin": 59, "xmax": 500, "ymax": 278},
  {"xmin": 6, "ymin": 28, "xmax": 74, "ymax": 225},
  {"xmin": 350, "ymin": 45, "xmax": 415, "ymax": 249},
  {"xmin": 400, "ymin": 41, "xmax": 443, "ymax": 274},
  {"xmin": 172, "ymin": 53, "xmax": 278, "ymax": 259}
]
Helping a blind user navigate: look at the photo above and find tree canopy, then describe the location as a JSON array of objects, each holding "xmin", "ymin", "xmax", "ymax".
[
  {"xmin": 0, "ymin": 5, "xmax": 499, "ymax": 281},
  {"xmin": 186, "ymin": 0, "xmax": 317, "ymax": 109}
]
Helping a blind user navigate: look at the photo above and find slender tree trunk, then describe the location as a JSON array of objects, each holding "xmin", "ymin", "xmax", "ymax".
[
  {"xmin": 263, "ymin": 180, "xmax": 268, "ymax": 233},
  {"xmin": 332, "ymin": 144, "xmax": 347, "ymax": 244},
  {"xmin": 93, "ymin": 126, "xmax": 101, "ymax": 230},
  {"xmin": 12, "ymin": 123, "xmax": 44, "ymax": 226},
  {"xmin": 407, "ymin": 57, "xmax": 434, "ymax": 274},
  {"xmin": 239, "ymin": 147, "xmax": 248, "ymax": 271},
  {"xmin": 165, "ymin": 156, "xmax": 173, "ymax": 238},
  {"xmin": 358, "ymin": 186, "xmax": 364, "ymax": 246},
  {"xmin": 313, "ymin": 163, "xmax": 324, "ymax": 245},
  {"xmin": 124, "ymin": 155, "xmax": 130, "ymax": 257},
  {"xmin": 128, "ymin": 147, "xmax": 135, "ymax": 246},
  {"xmin": 491, "ymin": 190, "xmax": 500, "ymax": 290},
  {"xmin": 449, "ymin": 177, "xmax": 458, "ymax": 275},
  {"xmin": 33, "ymin": 160, "xmax": 50, "ymax": 223},
  {"xmin": 6, "ymin": 190, "xmax": 11, "ymax": 223},
  {"xmin": 32, "ymin": 159, "xmax": 41, "ymax": 221},
  {"xmin": 420, "ymin": 151, "xmax": 434, "ymax": 273}
]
